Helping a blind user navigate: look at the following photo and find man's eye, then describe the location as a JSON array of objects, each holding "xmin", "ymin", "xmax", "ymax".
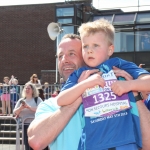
[
  {"xmin": 70, "ymin": 53, "xmax": 75, "ymax": 56},
  {"xmin": 58, "ymin": 55, "xmax": 63, "ymax": 59}
]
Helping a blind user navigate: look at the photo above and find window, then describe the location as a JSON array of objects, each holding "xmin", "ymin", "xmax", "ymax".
[
  {"xmin": 56, "ymin": 8, "xmax": 74, "ymax": 17},
  {"xmin": 135, "ymin": 31, "xmax": 150, "ymax": 51},
  {"xmin": 57, "ymin": 26, "xmax": 74, "ymax": 44},
  {"xmin": 114, "ymin": 31, "xmax": 134, "ymax": 52},
  {"xmin": 77, "ymin": 9, "xmax": 82, "ymax": 19},
  {"xmin": 136, "ymin": 13, "xmax": 150, "ymax": 23},
  {"xmin": 93, "ymin": 15, "xmax": 113, "ymax": 22},
  {"xmin": 57, "ymin": 18, "xmax": 73, "ymax": 24},
  {"xmin": 113, "ymin": 14, "xmax": 135, "ymax": 23}
]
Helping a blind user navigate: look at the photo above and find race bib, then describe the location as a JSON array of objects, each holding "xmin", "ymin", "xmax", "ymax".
[{"xmin": 82, "ymin": 70, "xmax": 131, "ymax": 117}]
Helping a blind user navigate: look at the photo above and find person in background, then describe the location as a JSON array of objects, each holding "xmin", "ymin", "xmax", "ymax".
[
  {"xmin": 141, "ymin": 32, "xmax": 150, "ymax": 51},
  {"xmin": 13, "ymin": 83, "xmax": 42, "ymax": 150},
  {"xmin": 1, "ymin": 76, "xmax": 11, "ymax": 116},
  {"xmin": 28, "ymin": 74, "xmax": 44, "ymax": 100},
  {"xmin": 43, "ymin": 82, "xmax": 51, "ymax": 100},
  {"xmin": 51, "ymin": 90, "xmax": 60, "ymax": 98},
  {"xmin": 9, "ymin": 75, "xmax": 20, "ymax": 110},
  {"xmin": 28, "ymin": 74, "xmax": 41, "ymax": 89},
  {"xmin": 139, "ymin": 64, "xmax": 145, "ymax": 68}
]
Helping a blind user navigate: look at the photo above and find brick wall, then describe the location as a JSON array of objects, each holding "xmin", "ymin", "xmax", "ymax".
[{"xmin": 0, "ymin": 3, "xmax": 59, "ymax": 84}]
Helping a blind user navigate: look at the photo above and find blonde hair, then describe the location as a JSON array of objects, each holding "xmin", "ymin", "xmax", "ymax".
[
  {"xmin": 4, "ymin": 76, "xmax": 9, "ymax": 80},
  {"xmin": 22, "ymin": 83, "xmax": 39, "ymax": 98},
  {"xmin": 78, "ymin": 19, "xmax": 114, "ymax": 45}
]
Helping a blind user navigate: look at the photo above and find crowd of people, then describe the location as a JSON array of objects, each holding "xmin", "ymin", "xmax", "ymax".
[
  {"xmin": 0, "ymin": 74, "xmax": 60, "ymax": 116},
  {"xmin": 0, "ymin": 18, "xmax": 150, "ymax": 150}
]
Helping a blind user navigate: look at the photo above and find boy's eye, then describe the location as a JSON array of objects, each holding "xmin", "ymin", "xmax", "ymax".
[
  {"xmin": 94, "ymin": 44, "xmax": 99, "ymax": 47},
  {"xmin": 83, "ymin": 45, "xmax": 88, "ymax": 49}
]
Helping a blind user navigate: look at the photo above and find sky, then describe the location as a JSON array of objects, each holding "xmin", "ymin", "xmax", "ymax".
[{"xmin": 0, "ymin": 0, "xmax": 150, "ymax": 12}]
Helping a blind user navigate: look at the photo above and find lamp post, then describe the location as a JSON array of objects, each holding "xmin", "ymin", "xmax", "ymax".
[{"xmin": 47, "ymin": 22, "xmax": 63, "ymax": 84}]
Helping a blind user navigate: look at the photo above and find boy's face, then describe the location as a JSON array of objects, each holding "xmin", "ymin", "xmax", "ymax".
[
  {"xmin": 4, "ymin": 78, "xmax": 9, "ymax": 83},
  {"xmin": 81, "ymin": 32, "xmax": 114, "ymax": 67}
]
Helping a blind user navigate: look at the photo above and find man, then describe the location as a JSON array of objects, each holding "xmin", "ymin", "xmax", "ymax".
[{"xmin": 28, "ymin": 34, "xmax": 150, "ymax": 150}]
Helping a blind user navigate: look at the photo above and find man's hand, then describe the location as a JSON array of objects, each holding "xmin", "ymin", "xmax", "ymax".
[{"xmin": 113, "ymin": 66, "xmax": 133, "ymax": 81}]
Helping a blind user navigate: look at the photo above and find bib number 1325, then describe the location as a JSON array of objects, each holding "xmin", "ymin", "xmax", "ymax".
[{"xmin": 93, "ymin": 92, "xmax": 116, "ymax": 104}]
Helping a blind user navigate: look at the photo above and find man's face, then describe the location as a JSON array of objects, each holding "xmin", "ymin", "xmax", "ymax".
[{"xmin": 57, "ymin": 38, "xmax": 84, "ymax": 81}]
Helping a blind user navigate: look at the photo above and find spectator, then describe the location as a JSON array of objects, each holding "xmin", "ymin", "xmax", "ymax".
[
  {"xmin": 43, "ymin": 82, "xmax": 51, "ymax": 100},
  {"xmin": 28, "ymin": 74, "xmax": 44, "ymax": 100},
  {"xmin": 28, "ymin": 74, "xmax": 41, "ymax": 89},
  {"xmin": 139, "ymin": 64, "xmax": 145, "ymax": 68},
  {"xmin": 13, "ymin": 83, "xmax": 42, "ymax": 150},
  {"xmin": 141, "ymin": 32, "xmax": 150, "ymax": 51},
  {"xmin": 1, "ymin": 76, "xmax": 11, "ymax": 116},
  {"xmin": 9, "ymin": 75, "xmax": 20, "ymax": 109},
  {"xmin": 51, "ymin": 90, "xmax": 60, "ymax": 98}
]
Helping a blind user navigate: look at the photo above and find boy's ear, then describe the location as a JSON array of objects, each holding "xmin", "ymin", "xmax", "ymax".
[{"xmin": 108, "ymin": 45, "xmax": 114, "ymax": 56}]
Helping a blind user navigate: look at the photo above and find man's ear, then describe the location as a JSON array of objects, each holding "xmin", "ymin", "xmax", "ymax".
[{"xmin": 108, "ymin": 45, "xmax": 114, "ymax": 56}]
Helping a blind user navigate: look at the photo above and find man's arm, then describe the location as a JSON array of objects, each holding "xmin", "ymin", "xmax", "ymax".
[
  {"xmin": 113, "ymin": 67, "xmax": 150, "ymax": 149},
  {"xmin": 28, "ymin": 97, "xmax": 81, "ymax": 150},
  {"xmin": 136, "ymin": 100, "xmax": 150, "ymax": 150}
]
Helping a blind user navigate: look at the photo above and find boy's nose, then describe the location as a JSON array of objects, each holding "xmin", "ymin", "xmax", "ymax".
[{"xmin": 87, "ymin": 47, "xmax": 93, "ymax": 53}]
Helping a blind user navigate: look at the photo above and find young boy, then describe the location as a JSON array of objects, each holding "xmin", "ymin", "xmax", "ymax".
[{"xmin": 57, "ymin": 19, "xmax": 150, "ymax": 150}]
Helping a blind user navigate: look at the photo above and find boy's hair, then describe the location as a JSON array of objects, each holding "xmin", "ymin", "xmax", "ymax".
[
  {"xmin": 3, "ymin": 76, "xmax": 9, "ymax": 80},
  {"xmin": 78, "ymin": 19, "xmax": 115, "ymax": 45}
]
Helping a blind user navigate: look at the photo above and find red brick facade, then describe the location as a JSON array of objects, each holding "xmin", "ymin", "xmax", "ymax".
[{"xmin": 0, "ymin": 3, "xmax": 59, "ymax": 84}]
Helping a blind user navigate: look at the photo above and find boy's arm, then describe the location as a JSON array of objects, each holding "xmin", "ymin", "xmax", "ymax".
[
  {"xmin": 111, "ymin": 74, "xmax": 150, "ymax": 96},
  {"xmin": 57, "ymin": 72, "xmax": 105, "ymax": 106}
]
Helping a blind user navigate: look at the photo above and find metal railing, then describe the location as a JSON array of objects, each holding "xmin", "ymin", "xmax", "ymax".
[
  {"xmin": 0, "ymin": 84, "xmax": 61, "ymax": 114},
  {"xmin": 0, "ymin": 116, "xmax": 43, "ymax": 150},
  {"xmin": 0, "ymin": 116, "xmax": 21, "ymax": 150}
]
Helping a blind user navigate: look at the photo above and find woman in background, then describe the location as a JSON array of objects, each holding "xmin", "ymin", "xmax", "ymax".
[{"xmin": 13, "ymin": 83, "xmax": 42, "ymax": 150}]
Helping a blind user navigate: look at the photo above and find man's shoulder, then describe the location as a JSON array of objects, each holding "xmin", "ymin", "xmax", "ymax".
[{"xmin": 37, "ymin": 97, "xmax": 60, "ymax": 112}]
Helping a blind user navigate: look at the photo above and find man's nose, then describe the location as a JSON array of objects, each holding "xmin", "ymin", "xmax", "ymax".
[{"xmin": 61, "ymin": 55, "xmax": 69, "ymax": 63}]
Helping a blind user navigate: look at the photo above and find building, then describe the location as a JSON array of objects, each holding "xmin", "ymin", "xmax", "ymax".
[{"xmin": 0, "ymin": 0, "xmax": 149, "ymax": 84}]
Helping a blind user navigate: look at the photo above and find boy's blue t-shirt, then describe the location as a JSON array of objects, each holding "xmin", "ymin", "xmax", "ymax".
[{"xmin": 62, "ymin": 57, "xmax": 149, "ymax": 150}]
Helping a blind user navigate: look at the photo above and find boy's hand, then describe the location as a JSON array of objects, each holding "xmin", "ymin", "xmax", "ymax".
[
  {"xmin": 111, "ymin": 81, "xmax": 131, "ymax": 96},
  {"xmin": 78, "ymin": 69, "xmax": 102, "ymax": 83},
  {"xmin": 84, "ymin": 73, "xmax": 105, "ymax": 88}
]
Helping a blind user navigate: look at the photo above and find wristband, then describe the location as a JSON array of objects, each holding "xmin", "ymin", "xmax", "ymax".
[{"xmin": 134, "ymin": 92, "xmax": 143, "ymax": 102}]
